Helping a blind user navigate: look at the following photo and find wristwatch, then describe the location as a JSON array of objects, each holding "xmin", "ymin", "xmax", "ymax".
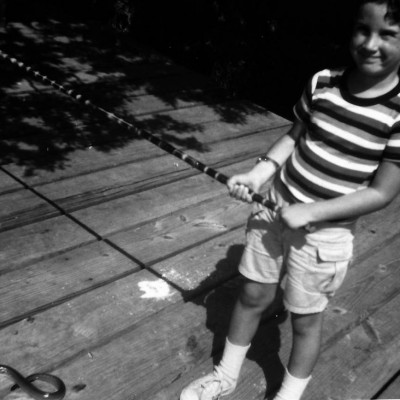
[{"xmin": 256, "ymin": 155, "xmax": 280, "ymax": 170}]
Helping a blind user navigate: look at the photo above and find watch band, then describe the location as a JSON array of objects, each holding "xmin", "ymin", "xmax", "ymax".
[{"xmin": 256, "ymin": 155, "xmax": 280, "ymax": 170}]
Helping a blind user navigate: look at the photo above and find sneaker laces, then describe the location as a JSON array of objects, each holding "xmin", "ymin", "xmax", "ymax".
[{"xmin": 200, "ymin": 368, "xmax": 234, "ymax": 399}]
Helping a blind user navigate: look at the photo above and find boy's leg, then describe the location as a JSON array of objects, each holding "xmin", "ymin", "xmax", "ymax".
[
  {"xmin": 288, "ymin": 311, "xmax": 323, "ymax": 377},
  {"xmin": 180, "ymin": 280, "xmax": 281, "ymax": 400},
  {"xmin": 228, "ymin": 279, "xmax": 281, "ymax": 345},
  {"xmin": 217, "ymin": 280, "xmax": 280, "ymax": 379},
  {"xmin": 274, "ymin": 311, "xmax": 323, "ymax": 400}
]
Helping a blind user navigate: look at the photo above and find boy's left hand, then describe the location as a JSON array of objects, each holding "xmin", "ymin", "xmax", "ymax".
[{"xmin": 280, "ymin": 203, "xmax": 314, "ymax": 230}]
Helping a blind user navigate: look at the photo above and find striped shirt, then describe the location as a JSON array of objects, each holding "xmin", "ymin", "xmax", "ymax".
[{"xmin": 279, "ymin": 68, "xmax": 400, "ymax": 203}]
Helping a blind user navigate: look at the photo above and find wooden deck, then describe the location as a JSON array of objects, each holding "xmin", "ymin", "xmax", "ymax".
[{"xmin": 1, "ymin": 20, "xmax": 400, "ymax": 400}]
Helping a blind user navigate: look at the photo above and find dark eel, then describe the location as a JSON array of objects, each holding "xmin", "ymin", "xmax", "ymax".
[{"xmin": 0, "ymin": 364, "xmax": 66, "ymax": 400}]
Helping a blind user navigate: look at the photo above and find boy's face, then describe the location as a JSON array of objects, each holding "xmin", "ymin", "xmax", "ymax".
[{"xmin": 350, "ymin": 2, "xmax": 400, "ymax": 81}]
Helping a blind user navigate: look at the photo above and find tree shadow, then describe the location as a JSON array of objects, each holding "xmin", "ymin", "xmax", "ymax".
[
  {"xmin": 180, "ymin": 244, "xmax": 288, "ymax": 399},
  {"xmin": 0, "ymin": 19, "xmax": 270, "ymax": 177}
]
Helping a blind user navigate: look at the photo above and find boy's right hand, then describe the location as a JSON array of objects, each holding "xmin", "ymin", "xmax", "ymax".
[{"xmin": 227, "ymin": 173, "xmax": 263, "ymax": 203}]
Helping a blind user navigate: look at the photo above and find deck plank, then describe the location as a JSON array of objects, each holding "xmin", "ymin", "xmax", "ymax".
[
  {"xmin": 0, "ymin": 241, "xmax": 140, "ymax": 327},
  {"xmin": 377, "ymin": 374, "xmax": 400, "ymax": 399},
  {"xmin": 0, "ymin": 216, "xmax": 95, "ymax": 272},
  {"xmin": 0, "ymin": 188, "xmax": 60, "ymax": 231},
  {"xmin": 0, "ymin": 170, "xmax": 23, "ymax": 193},
  {"xmin": 66, "ymin": 162, "xmax": 250, "ymax": 238},
  {"xmin": 309, "ymin": 295, "xmax": 400, "ymax": 400},
  {"xmin": 108, "ymin": 195, "xmax": 249, "ymax": 267}
]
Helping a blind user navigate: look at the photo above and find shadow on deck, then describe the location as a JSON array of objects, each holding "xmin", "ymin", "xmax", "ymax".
[{"xmin": 0, "ymin": 20, "xmax": 399, "ymax": 400}]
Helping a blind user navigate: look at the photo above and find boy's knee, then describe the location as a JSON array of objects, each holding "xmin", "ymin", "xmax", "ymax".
[
  {"xmin": 238, "ymin": 280, "xmax": 277, "ymax": 310},
  {"xmin": 291, "ymin": 312, "xmax": 323, "ymax": 336}
]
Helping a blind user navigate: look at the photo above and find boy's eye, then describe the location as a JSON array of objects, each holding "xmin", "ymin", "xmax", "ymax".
[
  {"xmin": 354, "ymin": 24, "xmax": 369, "ymax": 35},
  {"xmin": 381, "ymin": 29, "xmax": 399, "ymax": 38}
]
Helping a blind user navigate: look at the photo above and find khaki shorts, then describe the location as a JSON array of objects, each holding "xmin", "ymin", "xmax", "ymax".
[{"xmin": 238, "ymin": 178, "xmax": 355, "ymax": 314}]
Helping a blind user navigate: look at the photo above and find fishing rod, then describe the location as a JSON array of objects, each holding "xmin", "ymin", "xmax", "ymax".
[{"xmin": 0, "ymin": 49, "xmax": 280, "ymax": 213}]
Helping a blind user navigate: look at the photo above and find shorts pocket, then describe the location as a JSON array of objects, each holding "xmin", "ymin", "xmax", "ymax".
[
  {"xmin": 317, "ymin": 244, "xmax": 353, "ymax": 263},
  {"xmin": 315, "ymin": 243, "xmax": 353, "ymax": 293}
]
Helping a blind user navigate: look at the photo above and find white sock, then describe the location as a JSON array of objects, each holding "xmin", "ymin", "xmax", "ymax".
[
  {"xmin": 215, "ymin": 338, "xmax": 250, "ymax": 382},
  {"xmin": 274, "ymin": 368, "xmax": 311, "ymax": 400}
]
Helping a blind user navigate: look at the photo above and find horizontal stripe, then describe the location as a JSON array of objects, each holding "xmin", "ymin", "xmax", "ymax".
[
  {"xmin": 309, "ymin": 124, "xmax": 384, "ymax": 162},
  {"xmin": 280, "ymin": 172, "xmax": 315, "ymax": 203},
  {"xmin": 387, "ymin": 138, "xmax": 400, "ymax": 146},
  {"xmin": 384, "ymin": 150, "xmax": 400, "ymax": 161},
  {"xmin": 291, "ymin": 153, "xmax": 354, "ymax": 194},
  {"xmin": 306, "ymin": 138, "xmax": 376, "ymax": 172},
  {"xmin": 285, "ymin": 160, "xmax": 342, "ymax": 199},
  {"xmin": 313, "ymin": 118, "xmax": 385, "ymax": 150},
  {"xmin": 314, "ymin": 91, "xmax": 396, "ymax": 126},
  {"xmin": 314, "ymin": 101, "xmax": 392, "ymax": 139},
  {"xmin": 297, "ymin": 140, "xmax": 369, "ymax": 184}
]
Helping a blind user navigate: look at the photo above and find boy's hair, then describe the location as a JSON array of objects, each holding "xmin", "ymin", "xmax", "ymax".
[{"xmin": 355, "ymin": 0, "xmax": 400, "ymax": 24}]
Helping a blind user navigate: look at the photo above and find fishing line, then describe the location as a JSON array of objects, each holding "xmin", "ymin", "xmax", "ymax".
[{"xmin": 0, "ymin": 49, "xmax": 280, "ymax": 213}]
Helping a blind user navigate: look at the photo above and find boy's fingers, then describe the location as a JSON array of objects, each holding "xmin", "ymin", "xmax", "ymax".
[
  {"xmin": 226, "ymin": 177, "xmax": 238, "ymax": 191},
  {"xmin": 229, "ymin": 184, "xmax": 253, "ymax": 203},
  {"xmin": 229, "ymin": 183, "xmax": 241, "ymax": 197}
]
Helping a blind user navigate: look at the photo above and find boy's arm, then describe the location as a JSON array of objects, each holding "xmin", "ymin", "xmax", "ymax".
[
  {"xmin": 281, "ymin": 160, "xmax": 400, "ymax": 229},
  {"xmin": 227, "ymin": 120, "xmax": 305, "ymax": 202}
]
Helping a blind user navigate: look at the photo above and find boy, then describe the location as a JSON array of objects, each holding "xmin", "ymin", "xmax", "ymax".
[{"xmin": 180, "ymin": 1, "xmax": 400, "ymax": 399}]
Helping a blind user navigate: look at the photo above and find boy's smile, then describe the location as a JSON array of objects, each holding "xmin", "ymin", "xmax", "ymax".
[{"xmin": 350, "ymin": 2, "xmax": 400, "ymax": 84}]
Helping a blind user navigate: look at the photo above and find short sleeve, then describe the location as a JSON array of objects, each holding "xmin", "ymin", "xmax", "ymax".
[
  {"xmin": 383, "ymin": 122, "xmax": 400, "ymax": 164},
  {"xmin": 293, "ymin": 72, "xmax": 319, "ymax": 123}
]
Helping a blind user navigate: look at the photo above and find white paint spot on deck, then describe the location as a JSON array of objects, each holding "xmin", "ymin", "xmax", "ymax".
[{"xmin": 138, "ymin": 279, "xmax": 172, "ymax": 299}]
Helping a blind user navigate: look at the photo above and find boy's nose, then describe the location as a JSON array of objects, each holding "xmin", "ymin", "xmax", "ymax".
[{"xmin": 363, "ymin": 34, "xmax": 380, "ymax": 52}]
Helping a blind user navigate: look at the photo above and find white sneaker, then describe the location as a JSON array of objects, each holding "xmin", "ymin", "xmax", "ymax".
[{"xmin": 180, "ymin": 368, "xmax": 236, "ymax": 400}]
